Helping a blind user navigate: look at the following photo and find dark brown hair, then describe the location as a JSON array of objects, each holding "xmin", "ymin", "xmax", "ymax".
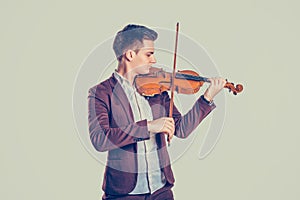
[{"xmin": 113, "ymin": 24, "xmax": 158, "ymax": 61}]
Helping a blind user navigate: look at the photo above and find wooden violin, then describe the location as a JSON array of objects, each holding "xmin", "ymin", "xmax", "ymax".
[{"xmin": 134, "ymin": 67, "xmax": 244, "ymax": 97}]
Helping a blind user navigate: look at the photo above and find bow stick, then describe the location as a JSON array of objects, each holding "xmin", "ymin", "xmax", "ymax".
[{"xmin": 168, "ymin": 22, "xmax": 179, "ymax": 146}]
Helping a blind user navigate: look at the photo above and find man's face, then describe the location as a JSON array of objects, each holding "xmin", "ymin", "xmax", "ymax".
[{"xmin": 131, "ymin": 39, "xmax": 156, "ymax": 75}]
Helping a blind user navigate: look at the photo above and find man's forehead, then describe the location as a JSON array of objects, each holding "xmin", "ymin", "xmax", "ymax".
[{"xmin": 141, "ymin": 39, "xmax": 155, "ymax": 51}]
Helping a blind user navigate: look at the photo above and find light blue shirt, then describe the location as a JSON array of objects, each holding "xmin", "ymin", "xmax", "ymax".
[{"xmin": 114, "ymin": 71, "xmax": 166, "ymax": 194}]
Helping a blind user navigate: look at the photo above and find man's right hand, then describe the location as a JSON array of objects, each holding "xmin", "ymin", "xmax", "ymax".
[{"xmin": 147, "ymin": 117, "xmax": 175, "ymax": 140}]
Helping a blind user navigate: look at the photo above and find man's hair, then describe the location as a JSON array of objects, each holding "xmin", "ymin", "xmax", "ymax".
[{"xmin": 113, "ymin": 24, "xmax": 158, "ymax": 62}]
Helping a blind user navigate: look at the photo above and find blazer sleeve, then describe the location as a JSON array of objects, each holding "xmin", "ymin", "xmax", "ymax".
[
  {"xmin": 88, "ymin": 85, "xmax": 150, "ymax": 152},
  {"xmin": 161, "ymin": 91, "xmax": 216, "ymax": 138}
]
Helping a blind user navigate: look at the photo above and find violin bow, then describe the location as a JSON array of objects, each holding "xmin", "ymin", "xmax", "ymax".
[{"xmin": 168, "ymin": 22, "xmax": 179, "ymax": 146}]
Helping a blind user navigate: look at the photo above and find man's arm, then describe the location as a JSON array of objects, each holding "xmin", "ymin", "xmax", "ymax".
[
  {"xmin": 173, "ymin": 77, "xmax": 226, "ymax": 138},
  {"xmin": 164, "ymin": 92, "xmax": 216, "ymax": 139},
  {"xmin": 88, "ymin": 86, "xmax": 150, "ymax": 152},
  {"xmin": 146, "ymin": 77, "xmax": 226, "ymax": 139}
]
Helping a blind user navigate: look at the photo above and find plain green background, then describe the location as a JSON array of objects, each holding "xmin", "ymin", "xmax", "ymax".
[{"xmin": 2, "ymin": 0, "xmax": 300, "ymax": 199}]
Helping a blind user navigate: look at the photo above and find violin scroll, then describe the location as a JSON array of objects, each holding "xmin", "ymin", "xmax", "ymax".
[{"xmin": 224, "ymin": 81, "xmax": 243, "ymax": 95}]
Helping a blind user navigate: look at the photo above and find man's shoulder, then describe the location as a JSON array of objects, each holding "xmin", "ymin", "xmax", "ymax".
[{"xmin": 88, "ymin": 74, "xmax": 116, "ymax": 97}]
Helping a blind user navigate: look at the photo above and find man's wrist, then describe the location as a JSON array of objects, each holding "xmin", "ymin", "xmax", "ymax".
[
  {"xmin": 147, "ymin": 121, "xmax": 154, "ymax": 134},
  {"xmin": 203, "ymin": 94, "xmax": 212, "ymax": 102},
  {"xmin": 201, "ymin": 95, "xmax": 214, "ymax": 105}
]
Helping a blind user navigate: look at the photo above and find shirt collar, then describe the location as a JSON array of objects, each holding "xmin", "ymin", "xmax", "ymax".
[{"xmin": 113, "ymin": 70, "xmax": 132, "ymax": 88}]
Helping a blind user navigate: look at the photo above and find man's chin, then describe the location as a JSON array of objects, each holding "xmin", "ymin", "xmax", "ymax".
[{"xmin": 140, "ymin": 67, "xmax": 151, "ymax": 75}]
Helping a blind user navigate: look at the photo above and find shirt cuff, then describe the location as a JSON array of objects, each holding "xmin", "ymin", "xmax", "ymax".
[{"xmin": 201, "ymin": 95, "xmax": 214, "ymax": 106}]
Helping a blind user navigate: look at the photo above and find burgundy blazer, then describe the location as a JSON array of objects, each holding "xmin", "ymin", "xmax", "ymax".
[{"xmin": 88, "ymin": 74, "xmax": 216, "ymax": 195}]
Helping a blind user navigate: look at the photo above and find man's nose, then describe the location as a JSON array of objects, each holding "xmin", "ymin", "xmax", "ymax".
[{"xmin": 151, "ymin": 56, "xmax": 157, "ymax": 63}]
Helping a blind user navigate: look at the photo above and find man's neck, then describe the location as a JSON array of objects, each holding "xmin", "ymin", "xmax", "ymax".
[{"xmin": 116, "ymin": 63, "xmax": 136, "ymax": 85}]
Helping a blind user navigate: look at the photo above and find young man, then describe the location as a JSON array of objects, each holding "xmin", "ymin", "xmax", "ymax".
[{"xmin": 88, "ymin": 24, "xmax": 226, "ymax": 200}]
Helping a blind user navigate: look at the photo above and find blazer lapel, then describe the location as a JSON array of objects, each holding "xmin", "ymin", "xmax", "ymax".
[{"xmin": 109, "ymin": 74, "xmax": 134, "ymax": 123}]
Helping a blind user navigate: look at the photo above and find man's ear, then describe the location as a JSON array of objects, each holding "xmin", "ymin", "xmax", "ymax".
[{"xmin": 124, "ymin": 50, "xmax": 136, "ymax": 61}]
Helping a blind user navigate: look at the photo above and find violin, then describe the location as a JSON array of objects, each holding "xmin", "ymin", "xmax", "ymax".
[{"xmin": 134, "ymin": 67, "xmax": 243, "ymax": 97}]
